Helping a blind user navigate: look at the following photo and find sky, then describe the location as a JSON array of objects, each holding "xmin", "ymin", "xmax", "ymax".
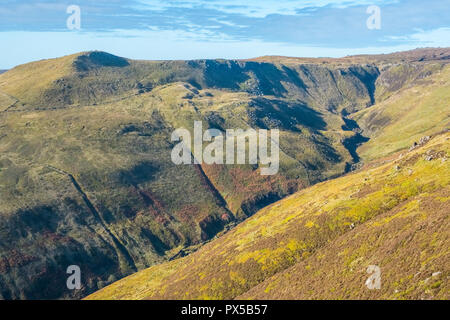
[{"xmin": 0, "ymin": 0, "xmax": 449, "ymax": 69}]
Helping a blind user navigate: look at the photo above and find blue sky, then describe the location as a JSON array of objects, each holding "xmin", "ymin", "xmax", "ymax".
[{"xmin": 0, "ymin": 0, "xmax": 449, "ymax": 68}]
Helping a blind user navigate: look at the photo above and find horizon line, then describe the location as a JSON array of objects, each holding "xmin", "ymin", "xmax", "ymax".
[{"xmin": 2, "ymin": 46, "xmax": 449, "ymax": 71}]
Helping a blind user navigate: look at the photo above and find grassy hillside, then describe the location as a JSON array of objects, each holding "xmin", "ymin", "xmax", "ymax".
[
  {"xmin": 354, "ymin": 63, "xmax": 450, "ymax": 161},
  {"xmin": 87, "ymin": 132, "xmax": 449, "ymax": 300},
  {"xmin": 0, "ymin": 53, "xmax": 78, "ymax": 109},
  {"xmin": 0, "ymin": 49, "xmax": 448, "ymax": 299}
]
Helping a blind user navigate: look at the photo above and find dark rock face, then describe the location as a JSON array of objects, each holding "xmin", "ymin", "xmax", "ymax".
[
  {"xmin": 239, "ymin": 192, "xmax": 284, "ymax": 217},
  {"xmin": 74, "ymin": 52, "xmax": 130, "ymax": 71}
]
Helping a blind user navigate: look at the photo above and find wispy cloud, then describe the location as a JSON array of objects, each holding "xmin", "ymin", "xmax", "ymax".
[
  {"xmin": 0, "ymin": 0, "xmax": 449, "ymax": 68},
  {"xmin": 137, "ymin": 0, "xmax": 391, "ymax": 18},
  {"xmin": 1, "ymin": 0, "xmax": 448, "ymax": 45}
]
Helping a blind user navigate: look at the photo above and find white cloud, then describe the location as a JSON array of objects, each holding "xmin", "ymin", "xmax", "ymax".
[
  {"xmin": 2, "ymin": 26, "xmax": 447, "ymax": 69},
  {"xmin": 383, "ymin": 27, "xmax": 450, "ymax": 47},
  {"xmin": 136, "ymin": 0, "xmax": 391, "ymax": 18}
]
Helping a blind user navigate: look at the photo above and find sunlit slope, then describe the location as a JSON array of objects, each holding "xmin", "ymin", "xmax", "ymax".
[
  {"xmin": 0, "ymin": 51, "xmax": 198, "ymax": 110},
  {"xmin": 86, "ymin": 133, "xmax": 449, "ymax": 300},
  {"xmin": 354, "ymin": 63, "xmax": 450, "ymax": 161},
  {"xmin": 0, "ymin": 53, "xmax": 79, "ymax": 108},
  {"xmin": 0, "ymin": 91, "xmax": 16, "ymax": 112}
]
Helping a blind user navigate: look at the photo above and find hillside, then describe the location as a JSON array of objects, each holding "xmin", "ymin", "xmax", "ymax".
[
  {"xmin": 354, "ymin": 62, "xmax": 450, "ymax": 160},
  {"xmin": 0, "ymin": 48, "xmax": 449, "ymax": 299},
  {"xmin": 87, "ymin": 131, "xmax": 449, "ymax": 300}
]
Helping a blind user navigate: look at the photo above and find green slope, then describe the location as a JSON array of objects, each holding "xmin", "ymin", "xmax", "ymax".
[{"xmin": 354, "ymin": 63, "xmax": 450, "ymax": 161}]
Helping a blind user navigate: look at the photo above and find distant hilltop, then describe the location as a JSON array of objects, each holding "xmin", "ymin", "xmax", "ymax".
[{"xmin": 247, "ymin": 47, "xmax": 450, "ymax": 65}]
